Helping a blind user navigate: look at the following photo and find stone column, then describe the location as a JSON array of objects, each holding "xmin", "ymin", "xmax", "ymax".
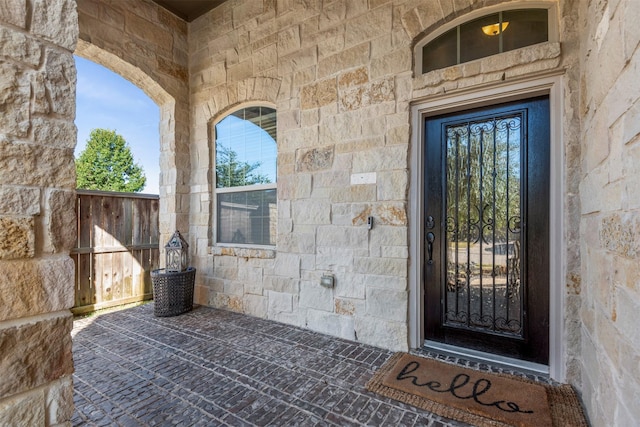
[{"xmin": 0, "ymin": 0, "xmax": 78, "ymax": 425}]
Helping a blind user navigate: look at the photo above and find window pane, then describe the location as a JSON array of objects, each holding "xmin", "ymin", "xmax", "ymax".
[
  {"xmin": 422, "ymin": 28, "xmax": 458, "ymax": 73},
  {"xmin": 217, "ymin": 189, "xmax": 277, "ymax": 246},
  {"xmin": 215, "ymin": 106, "xmax": 277, "ymax": 188},
  {"xmin": 502, "ymin": 9, "xmax": 548, "ymax": 52},
  {"xmin": 460, "ymin": 13, "xmax": 500, "ymax": 63}
]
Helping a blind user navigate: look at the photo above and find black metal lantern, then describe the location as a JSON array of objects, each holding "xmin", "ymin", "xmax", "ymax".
[{"xmin": 165, "ymin": 230, "xmax": 188, "ymax": 272}]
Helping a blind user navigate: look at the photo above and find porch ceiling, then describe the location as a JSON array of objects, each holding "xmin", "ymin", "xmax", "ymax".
[{"xmin": 151, "ymin": 0, "xmax": 227, "ymax": 22}]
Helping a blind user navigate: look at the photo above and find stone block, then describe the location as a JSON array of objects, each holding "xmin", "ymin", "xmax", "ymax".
[
  {"xmin": 339, "ymin": 77, "xmax": 394, "ymax": 111},
  {"xmin": 0, "ymin": 187, "xmax": 40, "ymax": 216},
  {"xmin": 238, "ymin": 261, "xmax": 264, "ymax": 295},
  {"xmin": 274, "ymin": 252, "xmax": 301, "ymax": 278},
  {"xmin": 354, "ymin": 316, "xmax": 407, "ymax": 351},
  {"xmin": 292, "ymin": 199, "xmax": 331, "ymax": 225},
  {"xmin": 277, "ymin": 232, "xmax": 316, "ymax": 254},
  {"xmin": 386, "ymin": 124, "xmax": 410, "ymax": 146},
  {"xmin": 319, "ymin": 110, "xmax": 363, "ymax": 142},
  {"xmin": 335, "ymin": 137, "xmax": 384, "ymax": 154},
  {"xmin": 354, "ymin": 256, "xmax": 407, "ymax": 277},
  {"xmin": 316, "ymin": 27, "xmax": 345, "ymax": 58},
  {"xmin": 31, "ymin": 0, "xmax": 78, "ymax": 51},
  {"xmin": 0, "ymin": 64, "xmax": 30, "ymax": 137},
  {"xmin": 599, "ymin": 214, "xmax": 639, "ymax": 258},
  {"xmin": 317, "ymin": 42, "xmax": 370, "ymax": 78},
  {"xmin": 0, "ymin": 313, "xmax": 73, "ymax": 398},
  {"xmin": 615, "ymin": 288, "xmax": 640, "ymax": 349},
  {"xmin": 124, "ymin": 12, "xmax": 172, "ymax": 51},
  {"xmin": 380, "ymin": 245, "xmax": 408, "ymax": 258},
  {"xmin": 0, "ymin": 388, "xmax": 44, "ymax": 427},
  {"xmin": 267, "ymin": 290, "xmax": 293, "ymax": 313},
  {"xmin": 377, "ymin": 170, "xmax": 408, "ymax": 201},
  {"xmin": 45, "ymin": 377, "xmax": 73, "ymax": 425},
  {"xmin": 335, "ymin": 272, "xmax": 365, "ymax": 299},
  {"xmin": 371, "ymin": 49, "xmax": 413, "ymax": 79},
  {"xmin": 301, "ymin": 77, "xmax": 337, "ymax": 109},
  {"xmin": 316, "ymin": 226, "xmax": 368, "ymax": 249},
  {"xmin": 157, "ymin": 56, "xmax": 187, "ymax": 81},
  {"xmin": 0, "ymin": 0, "xmax": 27, "ymax": 28},
  {"xmin": 31, "ymin": 72, "xmax": 50, "ymax": 114},
  {"xmin": 44, "ymin": 49, "xmax": 76, "ymax": 118},
  {"xmin": 338, "ymin": 66, "xmax": 368, "ymax": 88},
  {"xmin": 214, "ymin": 293, "xmax": 243, "ymax": 312},
  {"xmin": 0, "ymin": 28, "xmax": 41, "ymax": 67},
  {"xmin": 46, "ymin": 190, "xmax": 77, "ymax": 253},
  {"xmin": 352, "ymin": 203, "xmax": 407, "ymax": 227},
  {"xmin": 101, "ymin": 2, "xmax": 125, "ymax": 30},
  {"xmin": 400, "ymin": 9, "xmax": 422, "ymax": 40},
  {"xmin": 329, "ymin": 185, "xmax": 376, "ymax": 203},
  {"xmin": 0, "ymin": 216, "xmax": 34, "ymax": 260},
  {"xmin": 0, "ymin": 257, "xmax": 74, "ymax": 322},
  {"xmin": 244, "ymin": 294, "xmax": 267, "ymax": 318},
  {"xmin": 278, "ymin": 46, "xmax": 317, "ymax": 75},
  {"xmin": 344, "ymin": 5, "xmax": 392, "ymax": 47},
  {"xmin": 280, "ymin": 125, "xmax": 319, "ymax": 151},
  {"xmin": 319, "ymin": 0, "xmax": 345, "ymax": 29},
  {"xmin": 232, "ymin": 0, "xmax": 264, "ymax": 24},
  {"xmin": 264, "ymin": 275, "xmax": 299, "ymax": 294},
  {"xmin": 366, "ymin": 288, "xmax": 408, "ymax": 322},
  {"xmin": 224, "ymin": 280, "xmax": 245, "ymax": 297},
  {"xmin": 364, "ymin": 273, "xmax": 407, "ymax": 291},
  {"xmin": 335, "ymin": 297, "xmax": 363, "ymax": 316},
  {"xmin": 316, "ymin": 247, "xmax": 355, "ymax": 270},
  {"xmin": 296, "ymin": 145, "xmax": 334, "ymax": 172},
  {"xmin": 299, "ymin": 281, "xmax": 334, "ymax": 311},
  {"xmin": 306, "ymin": 308, "xmax": 355, "ymax": 340},
  {"xmin": 278, "ymin": 25, "xmax": 301, "ymax": 56},
  {"xmin": 352, "ymin": 144, "xmax": 408, "ymax": 173}
]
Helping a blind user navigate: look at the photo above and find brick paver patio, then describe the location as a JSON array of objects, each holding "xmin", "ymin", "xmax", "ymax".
[{"xmin": 71, "ymin": 304, "xmax": 476, "ymax": 426}]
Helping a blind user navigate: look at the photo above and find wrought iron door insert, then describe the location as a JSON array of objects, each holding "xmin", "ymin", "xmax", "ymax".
[{"xmin": 424, "ymin": 97, "xmax": 550, "ymax": 364}]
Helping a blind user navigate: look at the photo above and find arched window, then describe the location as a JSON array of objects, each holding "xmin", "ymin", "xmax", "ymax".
[
  {"xmin": 214, "ymin": 106, "xmax": 277, "ymax": 246},
  {"xmin": 420, "ymin": 8, "xmax": 551, "ymax": 74}
]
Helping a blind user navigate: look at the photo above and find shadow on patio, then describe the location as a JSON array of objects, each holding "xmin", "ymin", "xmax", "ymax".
[{"xmin": 71, "ymin": 304, "xmax": 468, "ymax": 426}]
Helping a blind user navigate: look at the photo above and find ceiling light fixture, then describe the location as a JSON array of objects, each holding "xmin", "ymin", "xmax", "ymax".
[{"xmin": 481, "ymin": 21, "xmax": 509, "ymax": 36}]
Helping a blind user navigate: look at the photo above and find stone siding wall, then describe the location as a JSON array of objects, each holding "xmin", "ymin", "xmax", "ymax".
[
  {"xmin": 579, "ymin": 0, "xmax": 640, "ymax": 425},
  {"xmin": 188, "ymin": 0, "xmax": 583, "ymax": 356},
  {"xmin": 0, "ymin": 0, "xmax": 78, "ymax": 425},
  {"xmin": 76, "ymin": 0, "xmax": 190, "ymax": 248}
]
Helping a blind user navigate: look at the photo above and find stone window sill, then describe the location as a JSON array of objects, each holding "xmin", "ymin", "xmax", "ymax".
[{"xmin": 208, "ymin": 246, "xmax": 276, "ymax": 259}]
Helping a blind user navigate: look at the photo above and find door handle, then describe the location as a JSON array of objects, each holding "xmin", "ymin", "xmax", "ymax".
[{"xmin": 427, "ymin": 232, "xmax": 435, "ymax": 265}]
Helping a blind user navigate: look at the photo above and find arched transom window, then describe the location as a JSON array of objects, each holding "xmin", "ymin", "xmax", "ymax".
[
  {"xmin": 420, "ymin": 8, "xmax": 551, "ymax": 74},
  {"xmin": 214, "ymin": 106, "xmax": 277, "ymax": 247}
]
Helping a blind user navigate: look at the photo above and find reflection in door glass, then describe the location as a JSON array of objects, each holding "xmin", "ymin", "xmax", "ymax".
[{"xmin": 444, "ymin": 114, "xmax": 523, "ymax": 337}]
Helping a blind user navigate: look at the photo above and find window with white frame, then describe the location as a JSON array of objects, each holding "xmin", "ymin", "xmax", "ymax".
[{"xmin": 214, "ymin": 106, "xmax": 277, "ymax": 246}]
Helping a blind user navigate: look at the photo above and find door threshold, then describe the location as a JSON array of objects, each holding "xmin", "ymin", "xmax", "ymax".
[{"xmin": 422, "ymin": 340, "xmax": 550, "ymax": 379}]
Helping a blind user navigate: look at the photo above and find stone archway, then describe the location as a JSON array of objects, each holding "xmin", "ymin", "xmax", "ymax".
[{"xmin": 76, "ymin": 0, "xmax": 191, "ymax": 249}]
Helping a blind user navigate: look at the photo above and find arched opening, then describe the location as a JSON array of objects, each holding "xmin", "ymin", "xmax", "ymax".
[
  {"xmin": 74, "ymin": 55, "xmax": 160, "ymax": 194},
  {"xmin": 72, "ymin": 50, "xmax": 163, "ymax": 313}
]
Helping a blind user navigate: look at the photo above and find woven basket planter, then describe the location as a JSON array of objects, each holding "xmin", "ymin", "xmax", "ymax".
[{"xmin": 151, "ymin": 267, "xmax": 196, "ymax": 317}]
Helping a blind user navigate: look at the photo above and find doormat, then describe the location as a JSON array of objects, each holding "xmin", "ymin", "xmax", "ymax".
[{"xmin": 366, "ymin": 353, "xmax": 588, "ymax": 427}]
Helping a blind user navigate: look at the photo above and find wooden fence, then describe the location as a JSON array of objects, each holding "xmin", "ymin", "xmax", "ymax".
[{"xmin": 72, "ymin": 190, "xmax": 160, "ymax": 314}]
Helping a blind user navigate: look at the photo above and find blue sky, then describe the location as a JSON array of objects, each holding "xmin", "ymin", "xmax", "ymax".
[{"xmin": 74, "ymin": 56, "xmax": 160, "ymax": 194}]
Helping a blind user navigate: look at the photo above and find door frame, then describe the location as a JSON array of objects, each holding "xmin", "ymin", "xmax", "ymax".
[{"xmin": 409, "ymin": 72, "xmax": 565, "ymax": 381}]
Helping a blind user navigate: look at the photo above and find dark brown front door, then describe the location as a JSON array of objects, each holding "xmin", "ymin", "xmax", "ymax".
[{"xmin": 424, "ymin": 96, "xmax": 550, "ymax": 365}]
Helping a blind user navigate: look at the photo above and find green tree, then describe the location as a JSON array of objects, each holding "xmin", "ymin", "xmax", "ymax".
[
  {"xmin": 215, "ymin": 146, "xmax": 271, "ymax": 188},
  {"xmin": 76, "ymin": 129, "xmax": 146, "ymax": 192}
]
